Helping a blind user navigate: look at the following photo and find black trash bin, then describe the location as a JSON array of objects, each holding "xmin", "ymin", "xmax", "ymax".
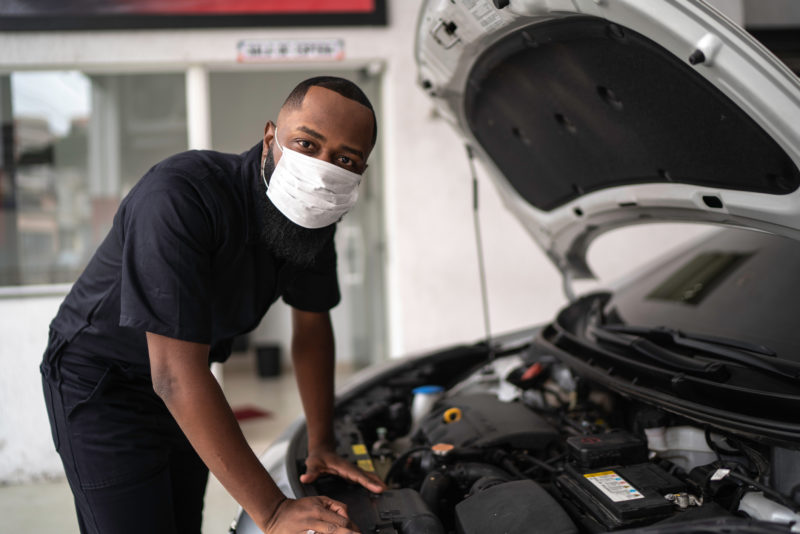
[{"xmin": 255, "ymin": 344, "xmax": 282, "ymax": 377}]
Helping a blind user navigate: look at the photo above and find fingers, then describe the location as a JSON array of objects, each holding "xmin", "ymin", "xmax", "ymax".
[
  {"xmin": 351, "ymin": 472, "xmax": 384, "ymax": 493},
  {"xmin": 303, "ymin": 454, "xmax": 387, "ymax": 494},
  {"xmin": 336, "ymin": 464, "xmax": 387, "ymax": 493},
  {"xmin": 306, "ymin": 518, "xmax": 359, "ymax": 534},
  {"xmin": 300, "ymin": 456, "xmax": 327, "ymax": 484},
  {"xmin": 320, "ymin": 496, "xmax": 349, "ymax": 518},
  {"xmin": 299, "ymin": 473, "xmax": 315, "ymax": 484},
  {"xmin": 309, "ymin": 498, "xmax": 358, "ymax": 534},
  {"xmin": 263, "ymin": 496, "xmax": 358, "ymax": 534},
  {"xmin": 359, "ymin": 471, "xmax": 387, "ymax": 493},
  {"xmin": 299, "ymin": 470, "xmax": 320, "ymax": 484},
  {"xmin": 315, "ymin": 506, "xmax": 350, "ymax": 527}
]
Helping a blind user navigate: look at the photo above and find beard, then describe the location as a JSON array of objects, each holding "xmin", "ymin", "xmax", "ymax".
[{"xmin": 256, "ymin": 146, "xmax": 336, "ymax": 268}]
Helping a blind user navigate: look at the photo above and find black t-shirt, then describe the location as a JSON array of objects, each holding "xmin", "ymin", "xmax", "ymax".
[{"xmin": 50, "ymin": 143, "xmax": 340, "ymax": 365}]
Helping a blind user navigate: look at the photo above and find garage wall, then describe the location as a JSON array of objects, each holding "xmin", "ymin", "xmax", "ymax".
[{"xmin": 0, "ymin": 294, "xmax": 66, "ymax": 482}]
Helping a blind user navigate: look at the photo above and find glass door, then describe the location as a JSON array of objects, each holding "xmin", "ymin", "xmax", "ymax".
[{"xmin": 0, "ymin": 71, "xmax": 187, "ymax": 287}]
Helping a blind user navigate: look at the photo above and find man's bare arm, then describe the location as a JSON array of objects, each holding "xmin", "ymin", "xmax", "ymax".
[
  {"xmin": 147, "ymin": 331, "xmax": 357, "ymax": 533},
  {"xmin": 290, "ymin": 310, "xmax": 385, "ymax": 493}
]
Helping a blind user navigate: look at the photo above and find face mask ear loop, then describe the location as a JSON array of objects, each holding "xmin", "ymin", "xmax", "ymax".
[
  {"xmin": 263, "ymin": 128, "xmax": 283, "ymax": 191},
  {"xmin": 261, "ymin": 152, "xmax": 269, "ymax": 191}
]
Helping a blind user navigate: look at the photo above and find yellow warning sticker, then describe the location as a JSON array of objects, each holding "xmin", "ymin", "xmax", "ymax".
[
  {"xmin": 357, "ymin": 459, "xmax": 375, "ymax": 472},
  {"xmin": 352, "ymin": 444, "xmax": 368, "ymax": 456},
  {"xmin": 584, "ymin": 471, "xmax": 617, "ymax": 477}
]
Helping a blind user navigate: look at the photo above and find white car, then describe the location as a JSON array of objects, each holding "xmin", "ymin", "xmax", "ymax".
[{"xmin": 231, "ymin": 1, "xmax": 800, "ymax": 532}]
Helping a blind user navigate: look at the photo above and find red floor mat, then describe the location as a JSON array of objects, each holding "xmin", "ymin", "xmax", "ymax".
[{"xmin": 232, "ymin": 405, "xmax": 272, "ymax": 422}]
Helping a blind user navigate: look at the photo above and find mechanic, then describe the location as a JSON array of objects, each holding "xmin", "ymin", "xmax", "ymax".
[{"xmin": 40, "ymin": 76, "xmax": 385, "ymax": 534}]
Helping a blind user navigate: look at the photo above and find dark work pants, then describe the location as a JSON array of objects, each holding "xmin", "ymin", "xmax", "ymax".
[{"xmin": 40, "ymin": 330, "xmax": 209, "ymax": 534}]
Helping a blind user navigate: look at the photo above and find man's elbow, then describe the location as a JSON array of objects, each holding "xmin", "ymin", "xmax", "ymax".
[
  {"xmin": 152, "ymin": 366, "xmax": 177, "ymax": 402},
  {"xmin": 146, "ymin": 332, "xmax": 210, "ymax": 403}
]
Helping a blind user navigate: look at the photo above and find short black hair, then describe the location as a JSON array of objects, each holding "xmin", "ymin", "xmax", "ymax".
[{"xmin": 283, "ymin": 76, "xmax": 377, "ymax": 147}]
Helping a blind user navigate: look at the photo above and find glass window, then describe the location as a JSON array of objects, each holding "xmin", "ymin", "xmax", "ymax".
[{"xmin": 0, "ymin": 71, "xmax": 187, "ymax": 287}]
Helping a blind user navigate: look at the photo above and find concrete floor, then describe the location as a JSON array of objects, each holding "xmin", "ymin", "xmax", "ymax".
[{"xmin": 0, "ymin": 352, "xmax": 355, "ymax": 534}]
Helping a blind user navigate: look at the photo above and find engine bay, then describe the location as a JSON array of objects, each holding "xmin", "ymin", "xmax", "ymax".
[{"xmin": 301, "ymin": 338, "xmax": 800, "ymax": 534}]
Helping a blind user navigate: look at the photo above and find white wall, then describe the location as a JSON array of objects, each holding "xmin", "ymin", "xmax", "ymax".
[
  {"xmin": 0, "ymin": 295, "xmax": 66, "ymax": 482},
  {"xmin": 744, "ymin": 0, "xmax": 800, "ymax": 27},
  {"xmin": 0, "ymin": 0, "xmax": 750, "ymax": 481}
]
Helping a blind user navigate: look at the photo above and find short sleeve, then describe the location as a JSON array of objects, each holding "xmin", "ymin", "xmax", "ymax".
[
  {"xmin": 118, "ymin": 178, "xmax": 216, "ymax": 343},
  {"xmin": 281, "ymin": 237, "xmax": 341, "ymax": 313}
]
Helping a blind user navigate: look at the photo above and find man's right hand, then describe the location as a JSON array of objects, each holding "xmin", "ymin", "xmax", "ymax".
[{"xmin": 261, "ymin": 496, "xmax": 360, "ymax": 534}]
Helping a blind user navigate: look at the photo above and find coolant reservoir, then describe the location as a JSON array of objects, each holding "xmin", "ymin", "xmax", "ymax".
[
  {"xmin": 644, "ymin": 426, "xmax": 717, "ymax": 471},
  {"xmin": 411, "ymin": 385, "xmax": 445, "ymax": 433}
]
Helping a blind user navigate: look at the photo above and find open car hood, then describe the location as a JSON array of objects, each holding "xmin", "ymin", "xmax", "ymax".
[{"xmin": 415, "ymin": 0, "xmax": 800, "ymax": 279}]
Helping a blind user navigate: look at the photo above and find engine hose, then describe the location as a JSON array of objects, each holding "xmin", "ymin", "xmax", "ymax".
[
  {"xmin": 501, "ymin": 458, "xmax": 526, "ymax": 480},
  {"xmin": 487, "ymin": 450, "xmax": 526, "ymax": 480},
  {"xmin": 727, "ymin": 471, "xmax": 800, "ymax": 513},
  {"xmin": 386, "ymin": 447, "xmax": 429, "ymax": 484},
  {"xmin": 469, "ymin": 476, "xmax": 510, "ymax": 496},
  {"xmin": 451, "ymin": 462, "xmax": 513, "ymax": 487},
  {"xmin": 419, "ymin": 471, "xmax": 452, "ymax": 516},
  {"xmin": 705, "ymin": 429, "xmax": 770, "ymax": 479},
  {"xmin": 521, "ymin": 454, "xmax": 558, "ymax": 474}
]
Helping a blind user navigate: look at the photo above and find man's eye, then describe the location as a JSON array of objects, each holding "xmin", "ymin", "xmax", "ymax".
[
  {"xmin": 338, "ymin": 155, "xmax": 353, "ymax": 166},
  {"xmin": 297, "ymin": 139, "xmax": 312, "ymax": 149}
]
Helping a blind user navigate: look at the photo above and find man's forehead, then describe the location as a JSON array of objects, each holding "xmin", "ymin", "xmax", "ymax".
[
  {"xmin": 280, "ymin": 86, "xmax": 374, "ymax": 149},
  {"xmin": 292, "ymin": 87, "xmax": 369, "ymax": 121},
  {"xmin": 303, "ymin": 85, "xmax": 364, "ymax": 107}
]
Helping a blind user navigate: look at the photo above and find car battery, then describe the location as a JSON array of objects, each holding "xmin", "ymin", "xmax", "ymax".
[
  {"xmin": 557, "ymin": 462, "xmax": 685, "ymax": 530},
  {"xmin": 566, "ymin": 430, "xmax": 648, "ymax": 468}
]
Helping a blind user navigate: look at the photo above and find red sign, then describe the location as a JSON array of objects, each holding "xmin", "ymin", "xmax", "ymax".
[
  {"xmin": 0, "ymin": 0, "xmax": 386, "ymax": 30},
  {"xmin": 144, "ymin": 1, "xmax": 374, "ymax": 14},
  {"xmin": 16, "ymin": 0, "xmax": 375, "ymax": 15}
]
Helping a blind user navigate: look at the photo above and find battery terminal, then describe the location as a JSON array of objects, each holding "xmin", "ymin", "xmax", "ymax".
[{"xmin": 664, "ymin": 492, "xmax": 703, "ymax": 509}]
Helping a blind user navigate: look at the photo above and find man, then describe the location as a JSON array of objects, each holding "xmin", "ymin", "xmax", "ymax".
[{"xmin": 40, "ymin": 76, "xmax": 385, "ymax": 534}]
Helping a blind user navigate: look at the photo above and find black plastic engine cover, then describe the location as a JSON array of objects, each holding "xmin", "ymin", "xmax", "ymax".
[
  {"xmin": 312, "ymin": 480, "xmax": 445, "ymax": 534},
  {"xmin": 418, "ymin": 393, "xmax": 558, "ymax": 450},
  {"xmin": 455, "ymin": 480, "xmax": 578, "ymax": 534}
]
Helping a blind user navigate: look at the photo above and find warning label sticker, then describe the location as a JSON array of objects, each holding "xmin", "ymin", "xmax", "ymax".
[
  {"xmin": 357, "ymin": 459, "xmax": 375, "ymax": 472},
  {"xmin": 462, "ymin": 0, "xmax": 504, "ymax": 31},
  {"xmin": 584, "ymin": 470, "xmax": 644, "ymax": 502}
]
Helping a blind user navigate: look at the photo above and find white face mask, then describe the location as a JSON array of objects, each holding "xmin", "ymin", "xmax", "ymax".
[{"xmin": 262, "ymin": 129, "xmax": 362, "ymax": 229}]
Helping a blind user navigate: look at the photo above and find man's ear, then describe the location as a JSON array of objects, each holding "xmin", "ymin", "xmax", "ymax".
[{"xmin": 262, "ymin": 121, "xmax": 275, "ymax": 154}]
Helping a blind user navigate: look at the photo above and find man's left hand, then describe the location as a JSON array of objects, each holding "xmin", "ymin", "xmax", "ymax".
[{"xmin": 300, "ymin": 447, "xmax": 387, "ymax": 494}]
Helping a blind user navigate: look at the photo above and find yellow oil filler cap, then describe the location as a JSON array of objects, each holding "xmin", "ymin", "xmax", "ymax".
[{"xmin": 443, "ymin": 407, "xmax": 462, "ymax": 423}]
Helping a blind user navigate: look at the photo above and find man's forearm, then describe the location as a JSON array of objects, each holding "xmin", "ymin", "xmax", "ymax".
[
  {"xmin": 160, "ymin": 368, "xmax": 285, "ymax": 526},
  {"xmin": 148, "ymin": 333, "xmax": 285, "ymax": 529},
  {"xmin": 293, "ymin": 348, "xmax": 335, "ymax": 451},
  {"xmin": 291, "ymin": 310, "xmax": 336, "ymax": 452},
  {"xmin": 284, "ymin": 311, "xmax": 387, "ymax": 493}
]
